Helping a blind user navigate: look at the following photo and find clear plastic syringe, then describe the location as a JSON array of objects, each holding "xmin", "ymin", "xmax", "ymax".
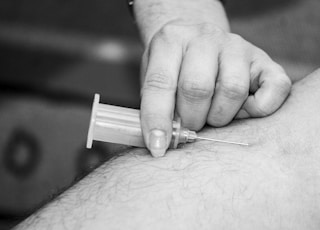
[{"xmin": 86, "ymin": 94, "xmax": 249, "ymax": 149}]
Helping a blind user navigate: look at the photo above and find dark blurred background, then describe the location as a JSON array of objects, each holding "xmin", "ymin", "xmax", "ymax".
[{"xmin": 0, "ymin": 0, "xmax": 319, "ymax": 229}]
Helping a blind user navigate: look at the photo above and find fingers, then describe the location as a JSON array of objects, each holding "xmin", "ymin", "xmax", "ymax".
[
  {"xmin": 140, "ymin": 36, "xmax": 182, "ymax": 158},
  {"xmin": 236, "ymin": 50, "xmax": 292, "ymax": 118},
  {"xmin": 177, "ymin": 40, "xmax": 218, "ymax": 131},
  {"xmin": 140, "ymin": 23, "xmax": 291, "ymax": 157},
  {"xmin": 207, "ymin": 36, "xmax": 250, "ymax": 127}
]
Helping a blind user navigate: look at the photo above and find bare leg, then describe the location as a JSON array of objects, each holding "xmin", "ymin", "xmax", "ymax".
[{"xmin": 15, "ymin": 69, "xmax": 320, "ymax": 230}]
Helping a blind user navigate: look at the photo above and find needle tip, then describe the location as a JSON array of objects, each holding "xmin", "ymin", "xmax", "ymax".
[{"xmin": 196, "ymin": 136, "xmax": 249, "ymax": 146}]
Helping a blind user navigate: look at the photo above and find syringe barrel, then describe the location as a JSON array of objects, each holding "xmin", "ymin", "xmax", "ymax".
[
  {"xmin": 87, "ymin": 94, "xmax": 145, "ymax": 148},
  {"xmin": 87, "ymin": 94, "xmax": 184, "ymax": 149}
]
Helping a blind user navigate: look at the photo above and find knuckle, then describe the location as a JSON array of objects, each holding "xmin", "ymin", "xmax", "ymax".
[
  {"xmin": 228, "ymin": 33, "xmax": 245, "ymax": 45},
  {"xmin": 196, "ymin": 24, "xmax": 226, "ymax": 43},
  {"xmin": 270, "ymin": 62, "xmax": 285, "ymax": 72},
  {"xmin": 218, "ymin": 80, "xmax": 248, "ymax": 101},
  {"xmin": 275, "ymin": 75, "xmax": 292, "ymax": 96},
  {"xmin": 225, "ymin": 34, "xmax": 253, "ymax": 54},
  {"xmin": 254, "ymin": 47, "xmax": 267, "ymax": 56},
  {"xmin": 143, "ymin": 72, "xmax": 176, "ymax": 92},
  {"xmin": 153, "ymin": 23, "xmax": 182, "ymax": 44},
  {"xmin": 179, "ymin": 79, "xmax": 213, "ymax": 102},
  {"xmin": 198, "ymin": 23, "xmax": 224, "ymax": 37},
  {"xmin": 253, "ymin": 48, "xmax": 273, "ymax": 63}
]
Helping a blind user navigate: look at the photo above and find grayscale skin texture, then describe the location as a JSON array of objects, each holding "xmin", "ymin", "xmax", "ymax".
[{"xmin": 16, "ymin": 69, "xmax": 320, "ymax": 230}]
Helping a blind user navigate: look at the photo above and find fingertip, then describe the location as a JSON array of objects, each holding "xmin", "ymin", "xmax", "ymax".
[
  {"xmin": 140, "ymin": 112, "xmax": 172, "ymax": 157},
  {"xmin": 148, "ymin": 129, "xmax": 168, "ymax": 158}
]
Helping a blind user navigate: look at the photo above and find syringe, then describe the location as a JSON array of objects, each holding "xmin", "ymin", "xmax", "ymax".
[{"xmin": 86, "ymin": 94, "xmax": 249, "ymax": 150}]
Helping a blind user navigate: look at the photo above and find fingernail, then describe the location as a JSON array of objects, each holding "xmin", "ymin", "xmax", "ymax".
[{"xmin": 149, "ymin": 129, "xmax": 167, "ymax": 158}]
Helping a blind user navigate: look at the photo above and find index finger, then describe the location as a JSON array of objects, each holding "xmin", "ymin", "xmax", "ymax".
[{"xmin": 140, "ymin": 36, "xmax": 182, "ymax": 157}]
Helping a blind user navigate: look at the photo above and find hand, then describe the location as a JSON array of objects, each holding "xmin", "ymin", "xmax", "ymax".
[{"xmin": 140, "ymin": 21, "xmax": 291, "ymax": 157}]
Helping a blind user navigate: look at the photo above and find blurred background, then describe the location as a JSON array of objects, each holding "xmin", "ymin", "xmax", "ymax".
[{"xmin": 0, "ymin": 0, "xmax": 319, "ymax": 229}]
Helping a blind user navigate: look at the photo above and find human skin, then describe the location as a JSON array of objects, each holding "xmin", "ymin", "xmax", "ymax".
[
  {"xmin": 15, "ymin": 69, "xmax": 320, "ymax": 229},
  {"xmin": 134, "ymin": 0, "xmax": 292, "ymax": 157}
]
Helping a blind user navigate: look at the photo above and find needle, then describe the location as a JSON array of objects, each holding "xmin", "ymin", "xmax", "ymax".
[{"xmin": 196, "ymin": 136, "xmax": 249, "ymax": 146}]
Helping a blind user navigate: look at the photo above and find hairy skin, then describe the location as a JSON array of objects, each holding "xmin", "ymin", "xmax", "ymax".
[{"xmin": 15, "ymin": 69, "xmax": 320, "ymax": 230}]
